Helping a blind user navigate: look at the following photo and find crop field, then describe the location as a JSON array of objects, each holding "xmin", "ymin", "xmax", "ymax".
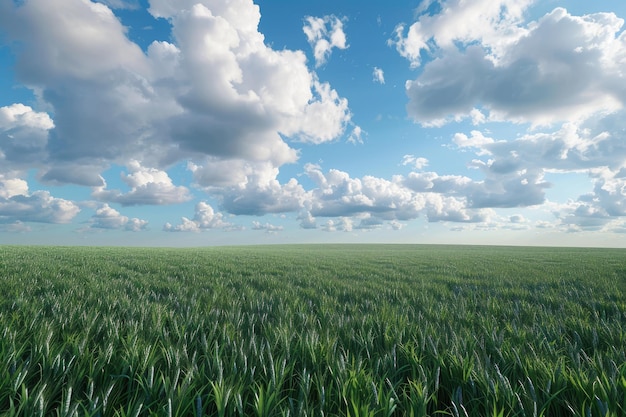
[{"xmin": 0, "ymin": 244, "xmax": 625, "ymax": 416}]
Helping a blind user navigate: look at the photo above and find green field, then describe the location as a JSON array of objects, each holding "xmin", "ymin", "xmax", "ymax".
[{"xmin": 0, "ymin": 244, "xmax": 625, "ymax": 416}]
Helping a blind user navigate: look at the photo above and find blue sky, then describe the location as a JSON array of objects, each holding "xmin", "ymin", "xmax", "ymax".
[{"xmin": 1, "ymin": 0, "xmax": 626, "ymax": 247}]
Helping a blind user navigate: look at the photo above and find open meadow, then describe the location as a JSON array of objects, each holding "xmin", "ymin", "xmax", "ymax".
[{"xmin": 0, "ymin": 244, "xmax": 625, "ymax": 416}]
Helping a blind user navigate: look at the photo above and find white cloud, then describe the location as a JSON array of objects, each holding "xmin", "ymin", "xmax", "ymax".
[
  {"xmin": 321, "ymin": 217, "xmax": 353, "ymax": 232},
  {"xmin": 297, "ymin": 211, "xmax": 317, "ymax": 229},
  {"xmin": 303, "ymin": 15, "xmax": 348, "ymax": 67},
  {"xmin": 0, "ymin": 0, "xmax": 162, "ymax": 181},
  {"xmin": 391, "ymin": 0, "xmax": 534, "ymax": 67},
  {"xmin": 0, "ymin": 0, "xmax": 147, "ymax": 80},
  {"xmin": 190, "ymin": 159, "xmax": 307, "ymax": 216},
  {"xmin": 217, "ymin": 176, "xmax": 307, "ymax": 216},
  {"xmin": 0, "ymin": 176, "xmax": 29, "ymax": 199},
  {"xmin": 347, "ymin": 125, "xmax": 364, "ymax": 144},
  {"xmin": 0, "ymin": 103, "xmax": 54, "ymax": 131},
  {"xmin": 0, "ymin": 104, "xmax": 53, "ymax": 169},
  {"xmin": 549, "ymin": 168, "xmax": 626, "ymax": 231},
  {"xmin": 355, "ymin": 214, "xmax": 384, "ymax": 230},
  {"xmin": 470, "ymin": 108, "xmax": 487, "ymax": 125},
  {"xmin": 191, "ymin": 159, "xmax": 496, "ymax": 229},
  {"xmin": 403, "ymin": 171, "xmax": 471, "ymax": 194},
  {"xmin": 189, "ymin": 160, "xmax": 308, "ymax": 217},
  {"xmin": 305, "ymin": 164, "xmax": 489, "ymax": 224},
  {"xmin": 463, "ymin": 117, "xmax": 626, "ymax": 177},
  {"xmin": 89, "ymin": 204, "xmax": 148, "ymax": 231},
  {"xmin": 552, "ymin": 200, "xmax": 612, "ymax": 232},
  {"xmin": 164, "ymin": 201, "xmax": 233, "ymax": 232},
  {"xmin": 448, "ymin": 111, "xmax": 626, "ymax": 228},
  {"xmin": 0, "ymin": 175, "xmax": 79, "ymax": 226},
  {"xmin": 403, "ymin": 7, "xmax": 626, "ymax": 126},
  {"xmin": 285, "ymin": 80, "xmax": 352, "ymax": 144},
  {"xmin": 402, "ymin": 155, "xmax": 429, "ymax": 170},
  {"xmin": 403, "ymin": 166, "xmax": 545, "ymax": 213},
  {"xmin": 0, "ymin": 0, "xmax": 352, "ymax": 189},
  {"xmin": 251, "ymin": 221, "xmax": 283, "ymax": 233},
  {"xmin": 188, "ymin": 158, "xmax": 256, "ymax": 187},
  {"xmin": 93, "ymin": 161, "xmax": 191, "ymax": 206},
  {"xmin": 372, "ymin": 67, "xmax": 385, "ymax": 84},
  {"xmin": 453, "ymin": 131, "xmax": 494, "ymax": 152},
  {"xmin": 469, "ymin": 167, "xmax": 550, "ymax": 209}
]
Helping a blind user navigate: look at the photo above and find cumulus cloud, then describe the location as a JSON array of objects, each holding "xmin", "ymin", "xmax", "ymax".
[
  {"xmin": 285, "ymin": 80, "xmax": 352, "ymax": 144},
  {"xmin": 0, "ymin": 176, "xmax": 29, "ymax": 199},
  {"xmin": 251, "ymin": 221, "xmax": 283, "ymax": 233},
  {"xmin": 403, "ymin": 167, "xmax": 536, "ymax": 215},
  {"xmin": 355, "ymin": 215, "xmax": 384, "ymax": 230},
  {"xmin": 0, "ymin": 0, "xmax": 156, "ymax": 173},
  {"xmin": 305, "ymin": 164, "xmax": 417, "ymax": 219},
  {"xmin": 205, "ymin": 164, "xmax": 308, "ymax": 216},
  {"xmin": 0, "ymin": 0, "xmax": 352, "ymax": 188},
  {"xmin": 0, "ymin": 103, "xmax": 53, "ymax": 131},
  {"xmin": 552, "ymin": 200, "xmax": 612, "ymax": 232},
  {"xmin": 403, "ymin": 171, "xmax": 471, "ymax": 194},
  {"xmin": 391, "ymin": 0, "xmax": 533, "ymax": 67},
  {"xmin": 548, "ymin": 168, "xmax": 626, "ymax": 232},
  {"xmin": 449, "ymin": 110, "xmax": 626, "ymax": 229},
  {"xmin": 297, "ymin": 210, "xmax": 317, "ymax": 229},
  {"xmin": 322, "ymin": 217, "xmax": 353, "ymax": 232},
  {"xmin": 399, "ymin": 6, "xmax": 626, "ymax": 126},
  {"xmin": 188, "ymin": 158, "xmax": 255, "ymax": 188},
  {"xmin": 219, "ymin": 177, "xmax": 307, "ymax": 216},
  {"xmin": 468, "ymin": 166, "xmax": 549, "ymax": 209},
  {"xmin": 453, "ymin": 131, "xmax": 494, "ymax": 152},
  {"xmin": 0, "ymin": 104, "xmax": 53, "ymax": 168},
  {"xmin": 402, "ymin": 155, "xmax": 429, "ymax": 170},
  {"xmin": 189, "ymin": 160, "xmax": 311, "ymax": 218},
  {"xmin": 465, "ymin": 122, "xmax": 625, "ymax": 174},
  {"xmin": 189, "ymin": 159, "xmax": 497, "ymax": 230},
  {"xmin": 305, "ymin": 163, "xmax": 490, "ymax": 224},
  {"xmin": 0, "ymin": 176, "xmax": 80, "ymax": 224},
  {"xmin": 93, "ymin": 160, "xmax": 191, "ymax": 206},
  {"xmin": 589, "ymin": 169, "xmax": 626, "ymax": 217},
  {"xmin": 303, "ymin": 15, "xmax": 348, "ymax": 67},
  {"xmin": 386, "ymin": 0, "xmax": 626, "ymax": 231},
  {"xmin": 88, "ymin": 204, "xmax": 148, "ymax": 231},
  {"xmin": 163, "ymin": 201, "xmax": 232, "ymax": 232}
]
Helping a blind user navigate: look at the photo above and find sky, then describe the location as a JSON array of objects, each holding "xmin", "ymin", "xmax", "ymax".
[{"xmin": 1, "ymin": 0, "xmax": 626, "ymax": 247}]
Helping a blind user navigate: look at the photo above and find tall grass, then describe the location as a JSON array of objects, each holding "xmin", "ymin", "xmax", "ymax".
[{"xmin": 0, "ymin": 244, "xmax": 624, "ymax": 416}]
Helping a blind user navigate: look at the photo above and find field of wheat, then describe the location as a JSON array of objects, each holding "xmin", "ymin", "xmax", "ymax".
[{"xmin": 0, "ymin": 244, "xmax": 625, "ymax": 416}]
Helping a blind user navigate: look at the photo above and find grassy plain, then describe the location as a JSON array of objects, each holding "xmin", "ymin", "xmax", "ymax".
[{"xmin": 0, "ymin": 244, "xmax": 625, "ymax": 416}]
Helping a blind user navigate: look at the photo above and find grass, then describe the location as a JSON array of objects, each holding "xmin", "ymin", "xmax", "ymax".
[{"xmin": 0, "ymin": 244, "xmax": 625, "ymax": 416}]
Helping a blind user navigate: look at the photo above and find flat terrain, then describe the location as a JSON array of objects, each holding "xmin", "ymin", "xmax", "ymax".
[{"xmin": 0, "ymin": 244, "xmax": 625, "ymax": 416}]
